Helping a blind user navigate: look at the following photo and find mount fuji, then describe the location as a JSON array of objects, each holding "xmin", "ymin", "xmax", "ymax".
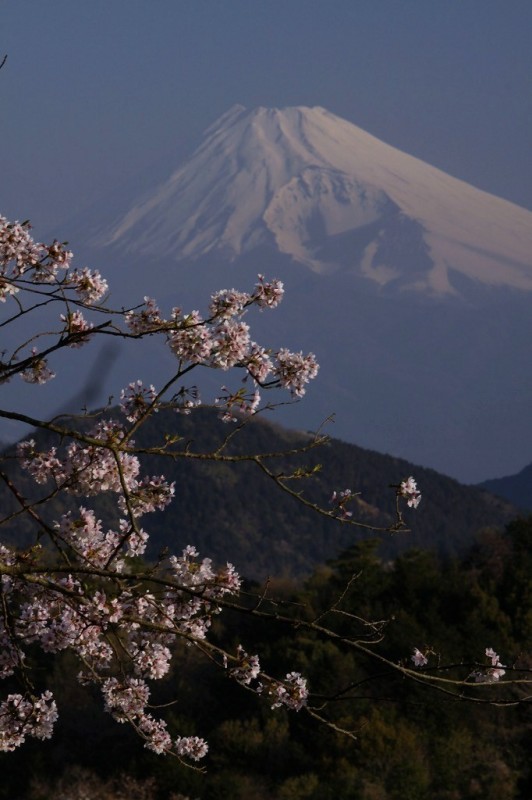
[
  {"xmin": 48, "ymin": 106, "xmax": 532, "ymax": 482},
  {"xmin": 89, "ymin": 104, "xmax": 532, "ymax": 298}
]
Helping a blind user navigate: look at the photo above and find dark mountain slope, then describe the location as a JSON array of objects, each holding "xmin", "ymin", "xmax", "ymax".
[
  {"xmin": 0, "ymin": 408, "xmax": 517, "ymax": 580},
  {"xmin": 479, "ymin": 462, "xmax": 532, "ymax": 512}
]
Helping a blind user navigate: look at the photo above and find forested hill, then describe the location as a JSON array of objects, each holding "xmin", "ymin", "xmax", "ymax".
[
  {"xmin": 1, "ymin": 407, "xmax": 517, "ymax": 580},
  {"xmin": 479, "ymin": 462, "xmax": 532, "ymax": 512}
]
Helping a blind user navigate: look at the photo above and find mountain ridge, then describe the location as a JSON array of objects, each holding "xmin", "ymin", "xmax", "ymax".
[
  {"xmin": 0, "ymin": 407, "xmax": 518, "ymax": 580},
  {"xmin": 478, "ymin": 462, "xmax": 532, "ymax": 512},
  {"xmin": 18, "ymin": 105, "xmax": 532, "ymax": 483}
]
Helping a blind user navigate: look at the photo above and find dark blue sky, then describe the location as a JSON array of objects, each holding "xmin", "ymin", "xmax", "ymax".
[{"xmin": 2, "ymin": 1, "xmax": 532, "ymax": 233}]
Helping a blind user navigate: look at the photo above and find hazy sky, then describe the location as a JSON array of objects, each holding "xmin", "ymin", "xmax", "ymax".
[{"xmin": 2, "ymin": 1, "xmax": 532, "ymax": 234}]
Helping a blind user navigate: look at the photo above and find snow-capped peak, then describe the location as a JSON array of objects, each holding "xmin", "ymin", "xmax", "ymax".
[{"xmin": 93, "ymin": 105, "xmax": 532, "ymax": 295}]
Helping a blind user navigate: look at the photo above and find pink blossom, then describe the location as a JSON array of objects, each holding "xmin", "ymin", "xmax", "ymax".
[
  {"xmin": 230, "ymin": 646, "xmax": 261, "ymax": 686},
  {"xmin": 20, "ymin": 349, "xmax": 55, "ymax": 385},
  {"xmin": 60, "ymin": 310, "xmax": 94, "ymax": 347},
  {"xmin": 17, "ymin": 439, "xmax": 63, "ymax": 484},
  {"xmin": 102, "ymin": 677, "xmax": 150, "ymax": 722},
  {"xmin": 399, "ymin": 476, "xmax": 422, "ymax": 509},
  {"xmin": 269, "ymin": 672, "xmax": 308, "ymax": 711},
  {"xmin": 120, "ymin": 380, "xmax": 158, "ymax": 422},
  {"xmin": 215, "ymin": 385, "xmax": 261, "ymax": 421},
  {"xmin": 485, "ymin": 647, "xmax": 500, "ymax": 665},
  {"xmin": 175, "ymin": 735, "xmax": 209, "ymax": 762},
  {"xmin": 172, "ymin": 385, "xmax": 201, "ymax": 414},
  {"xmin": 209, "ymin": 319, "xmax": 251, "ymax": 369},
  {"xmin": 0, "ymin": 277, "xmax": 18, "ymax": 302},
  {"xmin": 253, "ymin": 275, "xmax": 285, "ymax": 309},
  {"xmin": 168, "ymin": 311, "xmax": 213, "ymax": 363},
  {"xmin": 0, "ymin": 691, "xmax": 58, "ymax": 751},
  {"xmin": 138, "ymin": 715, "xmax": 173, "ymax": 754},
  {"xmin": 411, "ymin": 648, "xmax": 428, "ymax": 667},
  {"xmin": 274, "ymin": 348, "xmax": 319, "ymax": 397},
  {"xmin": 34, "ymin": 240, "xmax": 72, "ymax": 281},
  {"xmin": 209, "ymin": 288, "xmax": 251, "ymax": 319},
  {"xmin": 67, "ymin": 267, "xmax": 108, "ymax": 303},
  {"xmin": 473, "ymin": 647, "xmax": 506, "ymax": 682},
  {"xmin": 245, "ymin": 342, "xmax": 274, "ymax": 383},
  {"xmin": 125, "ymin": 297, "xmax": 164, "ymax": 334},
  {"xmin": 330, "ymin": 489, "xmax": 354, "ymax": 519},
  {"xmin": 3, "ymin": 225, "xmax": 336, "ymax": 764},
  {"xmin": 0, "ymin": 216, "xmax": 43, "ymax": 274}
]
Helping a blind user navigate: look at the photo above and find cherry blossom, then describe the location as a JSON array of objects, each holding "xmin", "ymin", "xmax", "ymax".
[
  {"xmin": 60, "ymin": 310, "xmax": 94, "ymax": 347},
  {"xmin": 0, "ymin": 692, "xmax": 58, "ymax": 752},
  {"xmin": 244, "ymin": 342, "xmax": 274, "ymax": 383},
  {"xmin": 209, "ymin": 288, "xmax": 251, "ymax": 319},
  {"xmin": 215, "ymin": 385, "xmax": 261, "ymax": 422},
  {"xmin": 253, "ymin": 274, "xmax": 284, "ymax": 309},
  {"xmin": 120, "ymin": 380, "xmax": 158, "ymax": 422},
  {"xmin": 172, "ymin": 385, "xmax": 201, "ymax": 414},
  {"xmin": 411, "ymin": 648, "xmax": 428, "ymax": 667},
  {"xmin": 168, "ymin": 310, "xmax": 214, "ymax": 363},
  {"xmin": 473, "ymin": 647, "xmax": 506, "ymax": 683},
  {"xmin": 209, "ymin": 318, "xmax": 251, "ymax": 369},
  {"xmin": 66, "ymin": 267, "xmax": 108, "ymax": 304},
  {"xmin": 274, "ymin": 348, "xmax": 319, "ymax": 397},
  {"xmin": 175, "ymin": 736, "xmax": 209, "ymax": 762},
  {"xmin": 330, "ymin": 489, "xmax": 355, "ymax": 519},
  {"xmin": 7, "ymin": 211, "xmax": 520, "ymax": 771},
  {"xmin": 229, "ymin": 646, "xmax": 261, "ymax": 686},
  {"xmin": 0, "ymin": 216, "xmax": 43, "ymax": 273},
  {"xmin": 0, "ymin": 276, "xmax": 18, "ymax": 302},
  {"xmin": 399, "ymin": 476, "xmax": 422, "ymax": 509},
  {"xmin": 125, "ymin": 296, "xmax": 164, "ymax": 335},
  {"xmin": 20, "ymin": 349, "xmax": 56, "ymax": 385},
  {"xmin": 35, "ymin": 240, "xmax": 73, "ymax": 282},
  {"xmin": 268, "ymin": 672, "xmax": 308, "ymax": 711}
]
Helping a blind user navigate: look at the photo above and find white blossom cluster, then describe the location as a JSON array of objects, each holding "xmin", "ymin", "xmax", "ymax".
[
  {"xmin": 60, "ymin": 310, "xmax": 94, "ymax": 348},
  {"xmin": 0, "ymin": 215, "xmax": 318, "ymax": 412},
  {"xmin": 399, "ymin": 476, "xmax": 422, "ymax": 509},
  {"xmin": 411, "ymin": 647, "xmax": 428, "ymax": 667},
  {"xmin": 229, "ymin": 645, "xmax": 262, "ymax": 685},
  {"xmin": 330, "ymin": 489, "xmax": 355, "ymax": 519},
  {"xmin": 18, "ymin": 419, "xmax": 143, "ymax": 497},
  {"xmin": 120, "ymin": 380, "xmax": 158, "ymax": 423},
  {"xmin": 228, "ymin": 646, "xmax": 308, "ymax": 711},
  {"xmin": 0, "ymin": 215, "xmax": 320, "ymax": 761},
  {"xmin": 215, "ymin": 385, "xmax": 261, "ymax": 422},
  {"xmin": 0, "ymin": 692, "xmax": 58, "ymax": 752},
  {"xmin": 274, "ymin": 348, "xmax": 320, "ymax": 398},
  {"xmin": 411, "ymin": 646, "xmax": 507, "ymax": 684},
  {"xmin": 0, "ymin": 506, "xmax": 307, "ymax": 759},
  {"xmin": 66, "ymin": 267, "xmax": 108, "ymax": 304},
  {"xmin": 0, "ymin": 216, "xmax": 108, "ymax": 304},
  {"xmin": 331, "ymin": 479, "xmax": 423, "ymax": 520},
  {"xmin": 0, "ymin": 486, "xmax": 244, "ymax": 758},
  {"xmin": 124, "ymin": 275, "xmax": 318, "ymax": 414},
  {"xmin": 7, "ymin": 397, "xmax": 310, "ymax": 760},
  {"xmin": 268, "ymin": 671, "xmax": 309, "ymax": 711},
  {"xmin": 20, "ymin": 348, "xmax": 56, "ymax": 385},
  {"xmin": 474, "ymin": 648, "xmax": 506, "ymax": 683},
  {"xmin": 0, "ymin": 216, "xmax": 107, "ymax": 386}
]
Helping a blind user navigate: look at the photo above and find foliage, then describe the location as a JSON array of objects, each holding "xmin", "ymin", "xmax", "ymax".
[{"xmin": 1, "ymin": 519, "xmax": 531, "ymax": 798}]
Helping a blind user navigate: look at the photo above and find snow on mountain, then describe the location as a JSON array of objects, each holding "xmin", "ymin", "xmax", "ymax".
[
  {"xmin": 27, "ymin": 105, "xmax": 531, "ymax": 483},
  {"xmin": 93, "ymin": 105, "xmax": 532, "ymax": 296}
]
